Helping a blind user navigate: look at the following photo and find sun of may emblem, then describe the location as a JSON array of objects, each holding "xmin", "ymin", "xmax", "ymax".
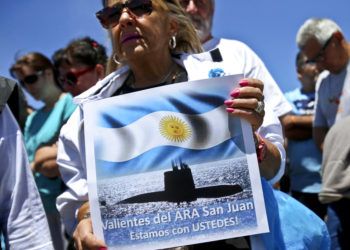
[{"xmin": 159, "ymin": 115, "xmax": 192, "ymax": 142}]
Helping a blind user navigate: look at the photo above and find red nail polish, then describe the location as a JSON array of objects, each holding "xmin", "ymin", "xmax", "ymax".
[
  {"xmin": 230, "ymin": 89, "xmax": 240, "ymax": 98},
  {"xmin": 224, "ymin": 100, "xmax": 233, "ymax": 106},
  {"xmin": 239, "ymin": 80, "xmax": 249, "ymax": 87},
  {"xmin": 98, "ymin": 247, "xmax": 108, "ymax": 250},
  {"xmin": 226, "ymin": 108, "xmax": 234, "ymax": 113}
]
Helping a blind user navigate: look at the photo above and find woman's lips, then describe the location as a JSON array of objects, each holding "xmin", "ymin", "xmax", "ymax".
[{"xmin": 121, "ymin": 34, "xmax": 142, "ymax": 44}]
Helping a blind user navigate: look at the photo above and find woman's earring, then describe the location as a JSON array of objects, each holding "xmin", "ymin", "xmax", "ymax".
[
  {"xmin": 169, "ymin": 35, "xmax": 177, "ymax": 50},
  {"xmin": 113, "ymin": 53, "xmax": 121, "ymax": 65}
]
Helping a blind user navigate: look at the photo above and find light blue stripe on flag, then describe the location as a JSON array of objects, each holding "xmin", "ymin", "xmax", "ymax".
[{"xmin": 95, "ymin": 135, "xmax": 245, "ymax": 178}]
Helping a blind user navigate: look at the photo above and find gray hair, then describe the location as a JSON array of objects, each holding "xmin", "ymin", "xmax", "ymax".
[{"xmin": 296, "ymin": 18, "xmax": 342, "ymax": 49}]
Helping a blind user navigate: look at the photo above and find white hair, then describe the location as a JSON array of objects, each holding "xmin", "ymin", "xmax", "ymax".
[{"xmin": 296, "ymin": 18, "xmax": 342, "ymax": 49}]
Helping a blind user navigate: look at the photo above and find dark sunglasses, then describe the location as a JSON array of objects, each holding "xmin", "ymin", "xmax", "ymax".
[
  {"xmin": 306, "ymin": 36, "xmax": 333, "ymax": 64},
  {"xmin": 59, "ymin": 66, "xmax": 95, "ymax": 86},
  {"xmin": 96, "ymin": 0, "xmax": 153, "ymax": 29},
  {"xmin": 19, "ymin": 71, "xmax": 43, "ymax": 86}
]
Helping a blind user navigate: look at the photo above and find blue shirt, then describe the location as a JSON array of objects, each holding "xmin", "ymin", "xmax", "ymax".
[
  {"xmin": 285, "ymin": 88, "xmax": 322, "ymax": 193},
  {"xmin": 24, "ymin": 93, "xmax": 76, "ymax": 212}
]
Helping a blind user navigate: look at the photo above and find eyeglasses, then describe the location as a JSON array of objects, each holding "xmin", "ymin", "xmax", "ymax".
[
  {"xmin": 59, "ymin": 66, "xmax": 95, "ymax": 86},
  {"xmin": 179, "ymin": 0, "xmax": 206, "ymax": 9},
  {"xmin": 19, "ymin": 71, "xmax": 43, "ymax": 86},
  {"xmin": 306, "ymin": 36, "xmax": 333, "ymax": 64},
  {"xmin": 96, "ymin": 0, "xmax": 153, "ymax": 29}
]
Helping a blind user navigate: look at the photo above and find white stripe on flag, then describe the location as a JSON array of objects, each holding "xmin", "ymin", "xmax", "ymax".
[{"xmin": 95, "ymin": 105, "xmax": 233, "ymax": 162}]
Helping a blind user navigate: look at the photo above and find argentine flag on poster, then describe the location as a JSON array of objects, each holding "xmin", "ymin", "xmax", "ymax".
[{"xmin": 84, "ymin": 75, "xmax": 268, "ymax": 250}]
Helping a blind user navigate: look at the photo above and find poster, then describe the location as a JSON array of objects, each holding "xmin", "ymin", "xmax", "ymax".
[{"xmin": 84, "ymin": 75, "xmax": 268, "ymax": 249}]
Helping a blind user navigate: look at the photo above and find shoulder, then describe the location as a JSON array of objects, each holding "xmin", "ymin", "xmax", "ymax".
[
  {"xmin": 316, "ymin": 70, "xmax": 330, "ymax": 91},
  {"xmin": 59, "ymin": 107, "xmax": 81, "ymax": 143},
  {"xmin": 61, "ymin": 92, "xmax": 74, "ymax": 102},
  {"xmin": 59, "ymin": 93, "xmax": 75, "ymax": 107},
  {"xmin": 0, "ymin": 76, "xmax": 16, "ymax": 112},
  {"xmin": 207, "ymin": 37, "xmax": 252, "ymax": 51},
  {"xmin": 203, "ymin": 37, "xmax": 259, "ymax": 62},
  {"xmin": 0, "ymin": 105, "xmax": 19, "ymax": 138},
  {"xmin": 57, "ymin": 93, "xmax": 77, "ymax": 119},
  {"xmin": 217, "ymin": 38, "xmax": 258, "ymax": 58},
  {"xmin": 25, "ymin": 106, "xmax": 43, "ymax": 123},
  {"xmin": 285, "ymin": 88, "xmax": 301, "ymax": 99}
]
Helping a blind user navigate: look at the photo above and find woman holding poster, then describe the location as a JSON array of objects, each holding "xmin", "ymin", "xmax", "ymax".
[{"xmin": 56, "ymin": 0, "xmax": 328, "ymax": 249}]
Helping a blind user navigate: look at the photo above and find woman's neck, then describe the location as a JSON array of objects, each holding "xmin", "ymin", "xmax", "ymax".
[
  {"xmin": 128, "ymin": 53, "xmax": 176, "ymax": 88},
  {"xmin": 43, "ymin": 85, "xmax": 63, "ymax": 111}
]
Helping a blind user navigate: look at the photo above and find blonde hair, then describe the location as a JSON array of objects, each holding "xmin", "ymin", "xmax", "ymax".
[
  {"xmin": 155, "ymin": 0, "xmax": 202, "ymax": 54},
  {"xmin": 105, "ymin": 0, "xmax": 202, "ymax": 74}
]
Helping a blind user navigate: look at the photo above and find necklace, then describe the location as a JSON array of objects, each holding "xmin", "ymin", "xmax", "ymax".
[
  {"xmin": 127, "ymin": 62, "xmax": 180, "ymax": 88},
  {"xmin": 117, "ymin": 65, "xmax": 188, "ymax": 95},
  {"xmin": 159, "ymin": 62, "xmax": 177, "ymax": 84}
]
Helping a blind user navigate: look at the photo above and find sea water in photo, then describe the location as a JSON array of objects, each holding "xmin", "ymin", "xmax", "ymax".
[{"xmin": 97, "ymin": 157, "xmax": 257, "ymax": 248}]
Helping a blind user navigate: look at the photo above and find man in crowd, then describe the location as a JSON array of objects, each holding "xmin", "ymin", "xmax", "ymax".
[
  {"xmin": 296, "ymin": 18, "xmax": 350, "ymax": 150},
  {"xmin": 281, "ymin": 52, "xmax": 326, "ymax": 219},
  {"xmin": 180, "ymin": 0, "xmax": 292, "ymax": 184},
  {"xmin": 296, "ymin": 18, "xmax": 350, "ymax": 249}
]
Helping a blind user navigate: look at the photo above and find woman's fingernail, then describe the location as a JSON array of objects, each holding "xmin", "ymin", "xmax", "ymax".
[
  {"xmin": 224, "ymin": 100, "xmax": 234, "ymax": 106},
  {"xmin": 230, "ymin": 89, "xmax": 240, "ymax": 98},
  {"xmin": 226, "ymin": 107, "xmax": 234, "ymax": 113},
  {"xmin": 98, "ymin": 247, "xmax": 108, "ymax": 250},
  {"xmin": 239, "ymin": 80, "xmax": 249, "ymax": 87}
]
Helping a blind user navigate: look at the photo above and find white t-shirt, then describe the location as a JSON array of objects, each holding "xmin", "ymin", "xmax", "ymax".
[
  {"xmin": 314, "ymin": 62, "xmax": 350, "ymax": 128},
  {"xmin": 202, "ymin": 37, "xmax": 292, "ymax": 118}
]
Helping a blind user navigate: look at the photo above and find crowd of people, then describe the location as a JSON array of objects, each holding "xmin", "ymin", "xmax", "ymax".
[{"xmin": 1, "ymin": 0, "xmax": 349, "ymax": 249}]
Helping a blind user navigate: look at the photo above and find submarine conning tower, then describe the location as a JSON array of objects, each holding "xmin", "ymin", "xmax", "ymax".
[{"xmin": 164, "ymin": 160, "xmax": 196, "ymax": 203}]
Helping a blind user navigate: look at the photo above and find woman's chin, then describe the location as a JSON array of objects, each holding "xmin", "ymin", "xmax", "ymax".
[{"xmin": 122, "ymin": 48, "xmax": 149, "ymax": 61}]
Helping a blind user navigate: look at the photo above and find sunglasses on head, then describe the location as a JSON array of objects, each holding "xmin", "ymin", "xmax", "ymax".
[
  {"xmin": 96, "ymin": 0, "xmax": 153, "ymax": 29},
  {"xmin": 19, "ymin": 71, "xmax": 43, "ymax": 86},
  {"xmin": 59, "ymin": 66, "xmax": 95, "ymax": 86}
]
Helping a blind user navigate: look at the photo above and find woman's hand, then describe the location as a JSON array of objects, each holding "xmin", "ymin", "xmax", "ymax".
[
  {"xmin": 225, "ymin": 78, "xmax": 281, "ymax": 180},
  {"xmin": 73, "ymin": 218, "xmax": 107, "ymax": 250},
  {"xmin": 73, "ymin": 202, "xmax": 107, "ymax": 250},
  {"xmin": 224, "ymin": 78, "xmax": 265, "ymax": 131}
]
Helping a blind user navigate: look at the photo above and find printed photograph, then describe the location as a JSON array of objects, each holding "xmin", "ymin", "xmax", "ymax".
[{"xmin": 84, "ymin": 76, "xmax": 267, "ymax": 249}]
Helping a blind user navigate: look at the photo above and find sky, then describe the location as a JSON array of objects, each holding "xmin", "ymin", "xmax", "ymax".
[{"xmin": 1, "ymin": 0, "xmax": 350, "ymax": 107}]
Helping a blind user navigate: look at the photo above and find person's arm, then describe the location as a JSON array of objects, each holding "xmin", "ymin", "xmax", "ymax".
[
  {"xmin": 73, "ymin": 218, "xmax": 106, "ymax": 250},
  {"xmin": 57, "ymin": 109, "xmax": 89, "ymax": 234},
  {"xmin": 32, "ymin": 144, "xmax": 60, "ymax": 178},
  {"xmin": 254, "ymin": 133, "xmax": 281, "ymax": 180},
  {"xmin": 57, "ymin": 109, "xmax": 106, "ymax": 249},
  {"xmin": 313, "ymin": 126, "xmax": 328, "ymax": 151},
  {"xmin": 225, "ymin": 78, "xmax": 284, "ymax": 181},
  {"xmin": 280, "ymin": 114, "xmax": 313, "ymax": 140},
  {"xmin": 72, "ymin": 202, "xmax": 107, "ymax": 250}
]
